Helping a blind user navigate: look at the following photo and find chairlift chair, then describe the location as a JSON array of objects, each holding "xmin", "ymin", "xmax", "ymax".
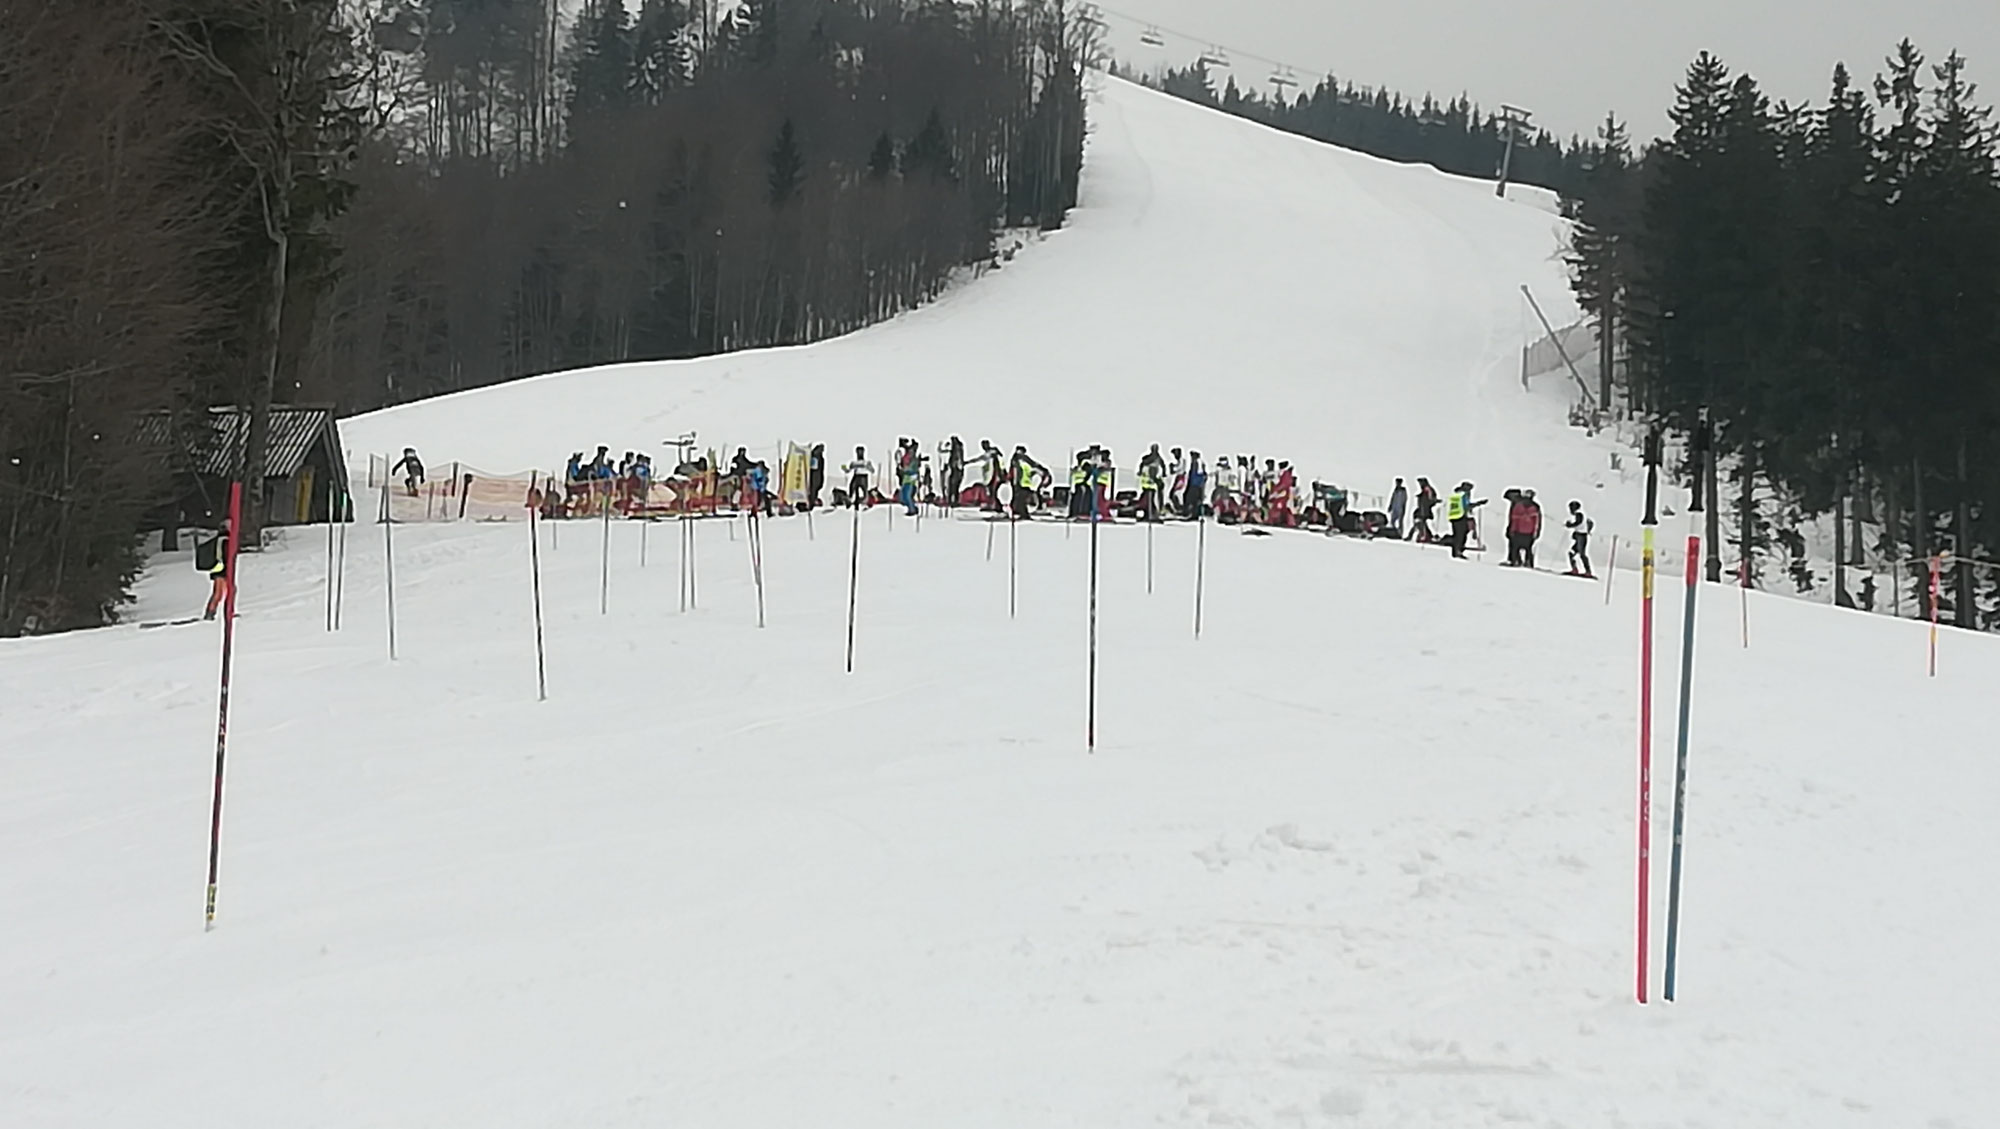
[
  {"xmin": 1198, "ymin": 45, "xmax": 1229, "ymax": 69},
  {"xmin": 1269, "ymin": 67, "xmax": 1298, "ymax": 93},
  {"xmin": 1139, "ymin": 25, "xmax": 1164, "ymax": 48}
]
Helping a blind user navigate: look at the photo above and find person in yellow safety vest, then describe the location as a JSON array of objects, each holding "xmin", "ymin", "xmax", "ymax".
[
  {"xmin": 1067, "ymin": 452, "xmax": 1093, "ymax": 519},
  {"xmin": 1447, "ymin": 480, "xmax": 1486, "ymax": 559},
  {"xmin": 1009, "ymin": 446, "xmax": 1048, "ymax": 520}
]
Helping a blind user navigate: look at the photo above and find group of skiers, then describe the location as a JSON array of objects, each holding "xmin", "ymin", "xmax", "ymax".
[{"xmin": 526, "ymin": 434, "xmax": 1600, "ymax": 576}]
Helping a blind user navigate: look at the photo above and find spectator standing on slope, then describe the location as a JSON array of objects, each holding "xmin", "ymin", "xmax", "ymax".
[
  {"xmin": 1412, "ymin": 477, "xmax": 1439, "ymax": 543},
  {"xmin": 1183, "ymin": 451, "xmax": 1209, "ymax": 519},
  {"xmin": 1566, "ymin": 500, "xmax": 1595, "ymax": 577},
  {"xmin": 943, "ymin": 436, "xmax": 967, "ymax": 507},
  {"xmin": 197, "ymin": 515, "xmax": 233, "ymax": 620},
  {"xmin": 1388, "ymin": 478, "xmax": 1409, "ymax": 538},
  {"xmin": 1447, "ymin": 481, "xmax": 1484, "ymax": 559},
  {"xmin": 842, "ymin": 447, "xmax": 874, "ymax": 508},
  {"xmin": 807, "ymin": 444, "xmax": 826, "ymax": 509},
  {"xmin": 1138, "ymin": 444, "xmax": 1168, "ymax": 521}
]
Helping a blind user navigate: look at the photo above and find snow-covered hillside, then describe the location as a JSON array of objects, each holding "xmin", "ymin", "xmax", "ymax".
[
  {"xmin": 344, "ymin": 79, "xmax": 1605, "ymax": 518},
  {"xmin": 7, "ymin": 76, "xmax": 1997, "ymax": 1129}
]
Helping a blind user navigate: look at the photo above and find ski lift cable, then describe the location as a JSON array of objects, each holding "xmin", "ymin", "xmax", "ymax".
[{"xmin": 1091, "ymin": 2, "xmax": 1305, "ymax": 78}]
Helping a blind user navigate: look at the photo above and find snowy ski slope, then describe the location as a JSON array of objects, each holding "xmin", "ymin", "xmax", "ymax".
[
  {"xmin": 342, "ymin": 79, "xmax": 1610, "ymax": 518},
  {"xmin": 5, "ymin": 78, "xmax": 1998, "ymax": 1129}
]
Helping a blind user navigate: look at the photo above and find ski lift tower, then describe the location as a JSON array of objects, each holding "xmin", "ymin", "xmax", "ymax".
[{"xmin": 1496, "ymin": 104, "xmax": 1532, "ymax": 198}]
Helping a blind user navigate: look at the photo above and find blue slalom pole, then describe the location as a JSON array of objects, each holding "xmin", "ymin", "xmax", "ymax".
[{"xmin": 1664, "ymin": 410, "xmax": 1711, "ymax": 1001}]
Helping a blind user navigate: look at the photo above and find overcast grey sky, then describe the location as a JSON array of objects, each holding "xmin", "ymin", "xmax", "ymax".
[{"xmin": 1097, "ymin": 0, "xmax": 1997, "ymax": 140}]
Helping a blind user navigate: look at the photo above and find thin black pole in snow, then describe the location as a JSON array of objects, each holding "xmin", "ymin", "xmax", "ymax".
[
  {"xmin": 845, "ymin": 504, "xmax": 861, "ymax": 672},
  {"xmin": 1009, "ymin": 510, "xmax": 1018, "ymax": 619},
  {"xmin": 1664, "ymin": 410, "xmax": 1712, "ymax": 1001},
  {"xmin": 679, "ymin": 514, "xmax": 690, "ymax": 613},
  {"xmin": 528, "ymin": 475, "xmax": 548, "ymax": 702},
  {"xmin": 382, "ymin": 483, "xmax": 398, "ymax": 661},
  {"xmin": 1194, "ymin": 516, "xmax": 1207, "ymax": 639},
  {"xmin": 598, "ymin": 496, "xmax": 611, "ymax": 615},
  {"xmin": 748, "ymin": 511, "xmax": 767, "ymax": 628},
  {"xmin": 1087, "ymin": 482, "xmax": 1101, "ymax": 752},
  {"xmin": 1146, "ymin": 520, "xmax": 1154, "ymax": 595},
  {"xmin": 332, "ymin": 498, "xmax": 347, "ymax": 631},
  {"xmin": 322, "ymin": 508, "xmax": 334, "ymax": 632}
]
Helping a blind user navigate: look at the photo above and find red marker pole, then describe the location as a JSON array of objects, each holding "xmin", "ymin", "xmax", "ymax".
[
  {"xmin": 204, "ymin": 480, "xmax": 245, "ymax": 930},
  {"xmin": 1635, "ymin": 429, "xmax": 1664, "ymax": 1003}
]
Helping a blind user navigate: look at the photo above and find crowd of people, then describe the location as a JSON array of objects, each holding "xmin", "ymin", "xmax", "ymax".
[{"xmin": 514, "ymin": 435, "xmax": 1598, "ymax": 576}]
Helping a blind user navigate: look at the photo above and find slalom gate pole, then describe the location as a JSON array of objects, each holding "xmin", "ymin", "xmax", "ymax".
[
  {"xmin": 846, "ymin": 504, "xmax": 861, "ymax": 673},
  {"xmin": 383, "ymin": 483, "xmax": 398, "ymax": 662},
  {"xmin": 1087, "ymin": 479, "xmax": 1101, "ymax": 752},
  {"xmin": 679, "ymin": 514, "xmax": 690, "ymax": 613},
  {"xmin": 322, "ymin": 516, "xmax": 334, "ymax": 632},
  {"xmin": 1739, "ymin": 557, "xmax": 1750, "ymax": 648},
  {"xmin": 599, "ymin": 495, "xmax": 611, "ymax": 615},
  {"xmin": 749, "ymin": 510, "xmax": 767, "ymax": 629},
  {"xmin": 1008, "ymin": 511, "xmax": 1018, "ymax": 619},
  {"xmin": 1194, "ymin": 515, "xmax": 1207, "ymax": 639},
  {"xmin": 528, "ymin": 476, "xmax": 548, "ymax": 702},
  {"xmin": 1605, "ymin": 536, "xmax": 1619, "ymax": 606},
  {"xmin": 1664, "ymin": 411, "xmax": 1710, "ymax": 1002},
  {"xmin": 203, "ymin": 480, "xmax": 245, "ymax": 930},
  {"xmin": 1636, "ymin": 428, "xmax": 1663, "ymax": 1003},
  {"xmin": 1147, "ymin": 520, "xmax": 1155, "ymax": 595},
  {"xmin": 332, "ymin": 500, "xmax": 347, "ymax": 631},
  {"xmin": 1929, "ymin": 555, "xmax": 1942, "ymax": 677}
]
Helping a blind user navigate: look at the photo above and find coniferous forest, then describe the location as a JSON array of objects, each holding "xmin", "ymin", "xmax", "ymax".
[
  {"xmin": 1, "ymin": 0, "xmax": 1096, "ymax": 634},
  {"xmin": 1567, "ymin": 45, "xmax": 2000, "ymax": 628}
]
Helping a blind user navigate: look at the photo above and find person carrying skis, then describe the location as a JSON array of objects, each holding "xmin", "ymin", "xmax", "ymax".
[
  {"xmin": 1566, "ymin": 500, "xmax": 1595, "ymax": 577},
  {"xmin": 842, "ymin": 446, "xmax": 874, "ymax": 508},
  {"xmin": 197, "ymin": 515, "xmax": 233, "ymax": 620},
  {"xmin": 1388, "ymin": 477, "xmax": 1409, "ymax": 538},
  {"xmin": 1447, "ymin": 481, "xmax": 1485, "ymax": 559},
  {"xmin": 391, "ymin": 447, "xmax": 426, "ymax": 498},
  {"xmin": 1412, "ymin": 477, "xmax": 1439, "ymax": 543},
  {"xmin": 1138, "ymin": 444, "xmax": 1168, "ymax": 522},
  {"xmin": 1009, "ymin": 446, "xmax": 1048, "ymax": 519},
  {"xmin": 1183, "ymin": 451, "xmax": 1208, "ymax": 519}
]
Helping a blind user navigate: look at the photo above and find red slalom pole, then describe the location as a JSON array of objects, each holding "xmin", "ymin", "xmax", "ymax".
[
  {"xmin": 204, "ymin": 480, "xmax": 245, "ymax": 930},
  {"xmin": 1635, "ymin": 429, "xmax": 1663, "ymax": 1003}
]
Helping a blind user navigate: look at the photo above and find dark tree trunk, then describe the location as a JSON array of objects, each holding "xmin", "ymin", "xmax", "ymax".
[{"xmin": 1956, "ymin": 436, "xmax": 1974, "ymax": 629}]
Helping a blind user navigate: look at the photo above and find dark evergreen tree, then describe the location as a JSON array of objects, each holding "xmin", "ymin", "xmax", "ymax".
[{"xmin": 768, "ymin": 118, "xmax": 804, "ymax": 206}]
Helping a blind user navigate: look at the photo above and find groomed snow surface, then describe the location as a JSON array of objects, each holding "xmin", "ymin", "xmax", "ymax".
[
  {"xmin": 6, "ymin": 513, "xmax": 1996, "ymax": 1127},
  {"xmin": 6, "ymin": 78, "xmax": 1998, "ymax": 1127}
]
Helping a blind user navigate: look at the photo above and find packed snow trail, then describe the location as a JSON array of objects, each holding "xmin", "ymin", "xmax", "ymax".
[
  {"xmin": 342, "ymin": 79, "xmax": 1606, "ymax": 520},
  {"xmin": 3, "ymin": 512, "xmax": 1997, "ymax": 1128}
]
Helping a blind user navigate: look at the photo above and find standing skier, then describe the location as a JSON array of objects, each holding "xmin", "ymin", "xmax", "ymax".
[
  {"xmin": 1388, "ymin": 478, "xmax": 1409, "ymax": 538},
  {"xmin": 197, "ymin": 516, "xmax": 233, "ymax": 620},
  {"xmin": 1183, "ymin": 451, "xmax": 1208, "ymax": 519},
  {"xmin": 1138, "ymin": 444, "xmax": 1168, "ymax": 521},
  {"xmin": 842, "ymin": 446, "xmax": 874, "ymax": 508},
  {"xmin": 1412, "ymin": 477, "xmax": 1439, "ymax": 543},
  {"xmin": 1566, "ymin": 500, "xmax": 1595, "ymax": 577},
  {"xmin": 807, "ymin": 444, "xmax": 826, "ymax": 509},
  {"xmin": 1447, "ymin": 481, "xmax": 1484, "ymax": 559},
  {"xmin": 943, "ymin": 436, "xmax": 967, "ymax": 508}
]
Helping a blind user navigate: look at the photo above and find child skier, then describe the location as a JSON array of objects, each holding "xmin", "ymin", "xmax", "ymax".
[
  {"xmin": 391, "ymin": 447, "xmax": 426, "ymax": 498},
  {"xmin": 1566, "ymin": 501, "xmax": 1595, "ymax": 577}
]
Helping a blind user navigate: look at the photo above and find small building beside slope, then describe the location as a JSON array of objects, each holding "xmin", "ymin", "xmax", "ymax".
[{"xmin": 139, "ymin": 405, "xmax": 351, "ymax": 531}]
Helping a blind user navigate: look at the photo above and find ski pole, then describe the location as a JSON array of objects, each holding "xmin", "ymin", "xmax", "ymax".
[
  {"xmin": 1664, "ymin": 411, "xmax": 1709, "ymax": 1001},
  {"xmin": 1636, "ymin": 428, "xmax": 1663, "ymax": 1004},
  {"xmin": 203, "ymin": 480, "xmax": 245, "ymax": 930}
]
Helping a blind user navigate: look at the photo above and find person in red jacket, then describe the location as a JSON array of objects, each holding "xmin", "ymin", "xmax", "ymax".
[
  {"xmin": 1269, "ymin": 461, "xmax": 1299, "ymax": 527},
  {"xmin": 1506, "ymin": 489, "xmax": 1544, "ymax": 568}
]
